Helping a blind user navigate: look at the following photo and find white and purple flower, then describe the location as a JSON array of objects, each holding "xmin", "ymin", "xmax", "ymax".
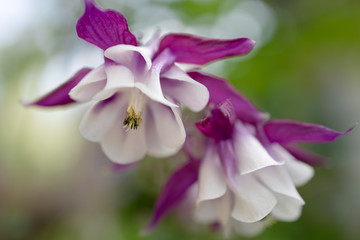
[
  {"xmin": 28, "ymin": 0, "xmax": 256, "ymax": 164},
  {"xmin": 147, "ymin": 72, "xmax": 353, "ymax": 237}
]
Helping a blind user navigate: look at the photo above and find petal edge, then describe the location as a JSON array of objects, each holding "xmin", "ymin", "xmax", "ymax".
[{"xmin": 25, "ymin": 68, "xmax": 92, "ymax": 107}]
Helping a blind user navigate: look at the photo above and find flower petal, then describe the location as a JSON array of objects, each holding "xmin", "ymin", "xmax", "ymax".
[
  {"xmin": 104, "ymin": 44, "xmax": 152, "ymax": 74},
  {"xmin": 197, "ymin": 145, "xmax": 227, "ymax": 203},
  {"xmin": 146, "ymin": 160, "xmax": 199, "ymax": 231},
  {"xmin": 196, "ymin": 102, "xmax": 235, "ymax": 141},
  {"xmin": 69, "ymin": 65, "xmax": 107, "ymax": 102},
  {"xmin": 270, "ymin": 143, "xmax": 314, "ymax": 186},
  {"xmin": 134, "ymin": 49, "xmax": 178, "ymax": 108},
  {"xmin": 212, "ymin": 191, "xmax": 232, "ymax": 229},
  {"xmin": 254, "ymin": 156, "xmax": 305, "ymax": 222},
  {"xmin": 284, "ymin": 144, "xmax": 328, "ymax": 166},
  {"xmin": 145, "ymin": 104, "xmax": 182, "ymax": 157},
  {"xmin": 283, "ymin": 154, "xmax": 314, "ymax": 186},
  {"xmin": 188, "ymin": 71, "xmax": 268, "ymax": 124},
  {"xmin": 232, "ymin": 220, "xmax": 265, "ymax": 237},
  {"xmin": 255, "ymin": 166, "xmax": 304, "ymax": 204},
  {"xmin": 195, "ymin": 200, "xmax": 219, "ymax": 224},
  {"xmin": 135, "ymin": 73, "xmax": 177, "ymax": 108},
  {"xmin": 161, "ymin": 65, "xmax": 209, "ymax": 112},
  {"xmin": 80, "ymin": 93, "xmax": 125, "ymax": 142},
  {"xmin": 26, "ymin": 68, "xmax": 92, "ymax": 107},
  {"xmin": 196, "ymin": 191, "xmax": 232, "ymax": 228},
  {"xmin": 233, "ymin": 122, "xmax": 281, "ymax": 175},
  {"xmin": 217, "ymin": 139, "xmax": 239, "ymax": 186},
  {"xmin": 148, "ymin": 101, "xmax": 186, "ymax": 150},
  {"xmin": 100, "ymin": 103, "xmax": 147, "ymax": 164},
  {"xmin": 76, "ymin": 0, "xmax": 137, "ymax": 50},
  {"xmin": 92, "ymin": 65, "xmax": 135, "ymax": 100},
  {"xmin": 105, "ymin": 45, "xmax": 177, "ymax": 108},
  {"xmin": 231, "ymin": 174, "xmax": 277, "ymax": 223},
  {"xmin": 157, "ymin": 34, "xmax": 255, "ymax": 65},
  {"xmin": 263, "ymin": 119, "xmax": 354, "ymax": 144},
  {"xmin": 271, "ymin": 193, "xmax": 304, "ymax": 222}
]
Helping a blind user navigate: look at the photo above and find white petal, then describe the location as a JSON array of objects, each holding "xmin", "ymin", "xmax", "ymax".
[
  {"xmin": 104, "ymin": 44, "xmax": 152, "ymax": 72},
  {"xmin": 213, "ymin": 190, "xmax": 232, "ymax": 229},
  {"xmin": 197, "ymin": 147, "xmax": 227, "ymax": 203},
  {"xmin": 255, "ymin": 166, "xmax": 304, "ymax": 203},
  {"xmin": 161, "ymin": 65, "xmax": 209, "ymax": 112},
  {"xmin": 135, "ymin": 74, "xmax": 177, "ymax": 108},
  {"xmin": 195, "ymin": 191, "xmax": 232, "ymax": 225},
  {"xmin": 100, "ymin": 108, "xmax": 147, "ymax": 164},
  {"xmin": 80, "ymin": 93, "xmax": 126, "ymax": 142},
  {"xmin": 195, "ymin": 200, "xmax": 218, "ymax": 223},
  {"xmin": 231, "ymin": 174, "xmax": 277, "ymax": 223},
  {"xmin": 69, "ymin": 65, "xmax": 106, "ymax": 101},
  {"xmin": 270, "ymin": 143, "xmax": 314, "ymax": 186},
  {"xmin": 144, "ymin": 105, "xmax": 180, "ymax": 157},
  {"xmin": 285, "ymin": 157, "xmax": 314, "ymax": 187},
  {"xmin": 271, "ymin": 193, "xmax": 304, "ymax": 222},
  {"xmin": 254, "ymin": 163, "xmax": 305, "ymax": 222},
  {"xmin": 106, "ymin": 45, "xmax": 178, "ymax": 108},
  {"xmin": 147, "ymin": 101, "xmax": 185, "ymax": 150},
  {"xmin": 92, "ymin": 65, "xmax": 135, "ymax": 100},
  {"xmin": 232, "ymin": 220, "xmax": 266, "ymax": 237},
  {"xmin": 233, "ymin": 122, "xmax": 281, "ymax": 175},
  {"xmin": 269, "ymin": 143, "xmax": 292, "ymax": 164}
]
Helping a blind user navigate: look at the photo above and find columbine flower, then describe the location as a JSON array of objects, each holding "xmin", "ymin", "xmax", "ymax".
[
  {"xmin": 147, "ymin": 72, "xmax": 352, "ymax": 237},
  {"xmin": 27, "ymin": 0, "xmax": 256, "ymax": 164}
]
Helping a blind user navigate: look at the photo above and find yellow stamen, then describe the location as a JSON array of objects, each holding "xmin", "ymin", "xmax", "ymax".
[{"xmin": 123, "ymin": 106, "xmax": 142, "ymax": 131}]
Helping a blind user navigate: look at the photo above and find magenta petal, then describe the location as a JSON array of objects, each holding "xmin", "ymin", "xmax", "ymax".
[
  {"xmin": 283, "ymin": 144, "xmax": 328, "ymax": 166},
  {"xmin": 26, "ymin": 68, "xmax": 92, "ymax": 107},
  {"xmin": 76, "ymin": 0, "xmax": 137, "ymax": 50},
  {"xmin": 188, "ymin": 71, "xmax": 268, "ymax": 124},
  {"xmin": 157, "ymin": 34, "xmax": 255, "ymax": 65},
  {"xmin": 263, "ymin": 119, "xmax": 355, "ymax": 144},
  {"xmin": 196, "ymin": 101, "xmax": 235, "ymax": 141},
  {"xmin": 145, "ymin": 160, "xmax": 199, "ymax": 232}
]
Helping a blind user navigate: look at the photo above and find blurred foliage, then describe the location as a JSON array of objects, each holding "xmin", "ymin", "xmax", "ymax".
[{"xmin": 1, "ymin": 0, "xmax": 359, "ymax": 239}]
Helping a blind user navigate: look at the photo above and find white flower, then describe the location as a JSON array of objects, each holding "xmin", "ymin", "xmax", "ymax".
[
  {"xmin": 195, "ymin": 121, "xmax": 314, "ymax": 237},
  {"xmin": 69, "ymin": 41, "xmax": 208, "ymax": 164},
  {"xmin": 29, "ymin": 1, "xmax": 259, "ymax": 164}
]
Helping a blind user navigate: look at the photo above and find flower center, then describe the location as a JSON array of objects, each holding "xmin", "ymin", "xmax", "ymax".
[{"xmin": 123, "ymin": 89, "xmax": 145, "ymax": 131}]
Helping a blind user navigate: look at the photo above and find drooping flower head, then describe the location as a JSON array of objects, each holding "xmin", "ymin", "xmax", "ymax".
[
  {"xmin": 27, "ymin": 0, "xmax": 256, "ymax": 164},
  {"xmin": 148, "ymin": 72, "xmax": 353, "ymax": 237}
]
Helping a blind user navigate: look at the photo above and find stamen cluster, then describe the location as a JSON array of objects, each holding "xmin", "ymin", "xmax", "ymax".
[{"xmin": 123, "ymin": 106, "xmax": 142, "ymax": 131}]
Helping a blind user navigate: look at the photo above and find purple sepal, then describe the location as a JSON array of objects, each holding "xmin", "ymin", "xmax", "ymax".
[
  {"xmin": 157, "ymin": 34, "xmax": 255, "ymax": 65},
  {"xmin": 25, "ymin": 68, "xmax": 92, "ymax": 107},
  {"xmin": 196, "ymin": 101, "xmax": 235, "ymax": 141},
  {"xmin": 76, "ymin": 0, "xmax": 137, "ymax": 50},
  {"xmin": 283, "ymin": 144, "xmax": 328, "ymax": 166},
  {"xmin": 188, "ymin": 71, "xmax": 268, "ymax": 124},
  {"xmin": 263, "ymin": 119, "xmax": 355, "ymax": 144},
  {"xmin": 145, "ymin": 160, "xmax": 200, "ymax": 232}
]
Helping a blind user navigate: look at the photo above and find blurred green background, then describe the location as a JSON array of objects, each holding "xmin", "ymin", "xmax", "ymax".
[{"xmin": 0, "ymin": 0, "xmax": 359, "ymax": 239}]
